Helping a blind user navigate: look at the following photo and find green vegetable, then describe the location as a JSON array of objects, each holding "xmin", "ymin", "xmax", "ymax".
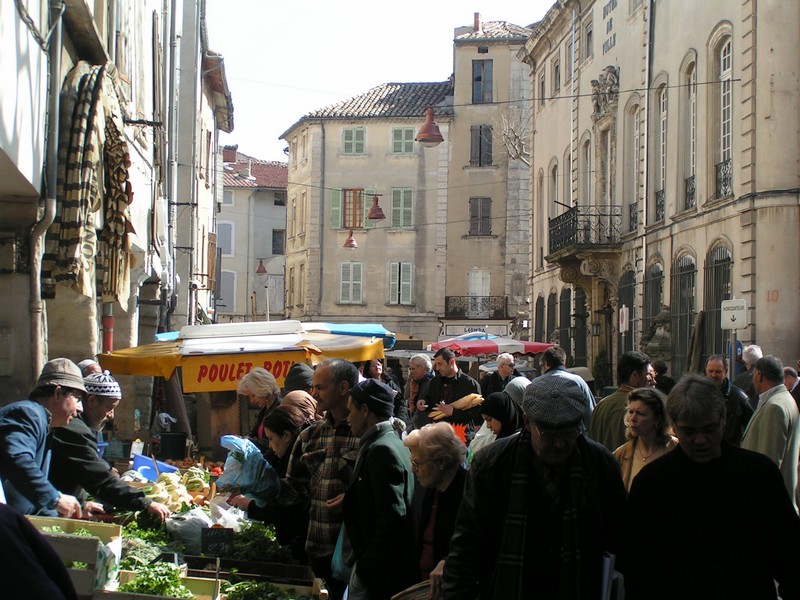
[
  {"xmin": 222, "ymin": 580, "xmax": 313, "ymax": 600},
  {"xmin": 230, "ymin": 522, "xmax": 294, "ymax": 564},
  {"xmin": 41, "ymin": 525, "xmax": 97, "ymax": 538},
  {"xmin": 118, "ymin": 563, "xmax": 194, "ymax": 598},
  {"xmin": 66, "ymin": 561, "xmax": 89, "ymax": 570}
]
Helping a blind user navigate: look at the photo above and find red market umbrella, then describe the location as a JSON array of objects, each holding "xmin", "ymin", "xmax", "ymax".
[{"xmin": 428, "ymin": 335, "xmax": 553, "ymax": 358}]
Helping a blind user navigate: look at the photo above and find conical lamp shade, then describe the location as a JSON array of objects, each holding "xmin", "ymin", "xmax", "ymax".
[
  {"xmin": 415, "ymin": 107, "xmax": 444, "ymax": 147},
  {"xmin": 367, "ymin": 196, "xmax": 386, "ymax": 220},
  {"xmin": 343, "ymin": 230, "xmax": 358, "ymax": 249},
  {"xmin": 255, "ymin": 258, "xmax": 267, "ymax": 274}
]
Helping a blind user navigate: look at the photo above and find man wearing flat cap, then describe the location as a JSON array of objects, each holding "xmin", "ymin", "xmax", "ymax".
[
  {"xmin": 0, "ymin": 358, "xmax": 85, "ymax": 517},
  {"xmin": 443, "ymin": 375, "xmax": 626, "ymax": 600},
  {"xmin": 343, "ymin": 378, "xmax": 416, "ymax": 600},
  {"xmin": 50, "ymin": 371, "xmax": 171, "ymax": 521}
]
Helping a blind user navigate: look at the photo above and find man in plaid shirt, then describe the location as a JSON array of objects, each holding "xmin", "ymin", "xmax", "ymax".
[{"xmin": 282, "ymin": 358, "xmax": 359, "ymax": 600}]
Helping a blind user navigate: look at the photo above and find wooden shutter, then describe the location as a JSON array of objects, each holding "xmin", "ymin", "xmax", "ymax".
[
  {"xmin": 400, "ymin": 262, "xmax": 412, "ymax": 304},
  {"xmin": 481, "ymin": 125, "xmax": 493, "ymax": 166},
  {"xmin": 330, "ymin": 189, "xmax": 342, "ymax": 228},
  {"xmin": 363, "ymin": 188, "xmax": 376, "ymax": 229},
  {"xmin": 470, "ymin": 126, "xmax": 480, "ymax": 166}
]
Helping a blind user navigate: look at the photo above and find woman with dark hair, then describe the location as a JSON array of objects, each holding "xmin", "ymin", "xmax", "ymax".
[
  {"xmin": 613, "ymin": 387, "xmax": 678, "ymax": 491},
  {"xmin": 403, "ymin": 423, "xmax": 467, "ymax": 597},
  {"xmin": 480, "ymin": 391, "xmax": 522, "ymax": 439},
  {"xmin": 228, "ymin": 405, "xmax": 309, "ymax": 562}
]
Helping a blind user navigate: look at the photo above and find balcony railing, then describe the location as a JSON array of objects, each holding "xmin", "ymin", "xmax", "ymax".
[
  {"xmin": 655, "ymin": 189, "xmax": 665, "ymax": 221},
  {"xmin": 445, "ymin": 296, "xmax": 508, "ymax": 319},
  {"xmin": 548, "ymin": 205, "xmax": 622, "ymax": 255},
  {"xmin": 628, "ymin": 202, "xmax": 637, "ymax": 232},
  {"xmin": 684, "ymin": 175, "xmax": 696, "ymax": 210},
  {"xmin": 716, "ymin": 159, "xmax": 732, "ymax": 198}
]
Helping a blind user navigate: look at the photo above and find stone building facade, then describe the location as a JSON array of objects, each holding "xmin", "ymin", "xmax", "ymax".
[{"xmin": 521, "ymin": 0, "xmax": 799, "ymax": 381}]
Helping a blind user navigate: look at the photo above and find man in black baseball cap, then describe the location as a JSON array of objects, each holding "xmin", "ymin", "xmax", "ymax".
[{"xmin": 0, "ymin": 358, "xmax": 85, "ymax": 517}]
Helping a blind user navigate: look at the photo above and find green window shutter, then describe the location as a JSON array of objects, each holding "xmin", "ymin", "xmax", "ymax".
[
  {"xmin": 392, "ymin": 129, "xmax": 403, "ymax": 153},
  {"xmin": 354, "ymin": 128, "xmax": 365, "ymax": 154},
  {"xmin": 352, "ymin": 263, "xmax": 363, "ymax": 303},
  {"xmin": 389, "ymin": 262, "xmax": 399, "ymax": 304},
  {"xmin": 404, "ymin": 128, "xmax": 414, "ymax": 153},
  {"xmin": 330, "ymin": 189, "xmax": 342, "ymax": 228},
  {"xmin": 343, "ymin": 129, "xmax": 353, "ymax": 154},
  {"xmin": 391, "ymin": 189, "xmax": 402, "ymax": 228},
  {"xmin": 400, "ymin": 262, "xmax": 413, "ymax": 304},
  {"xmin": 340, "ymin": 263, "xmax": 351, "ymax": 303},
  {"xmin": 363, "ymin": 188, "xmax": 376, "ymax": 229},
  {"xmin": 402, "ymin": 189, "xmax": 413, "ymax": 227}
]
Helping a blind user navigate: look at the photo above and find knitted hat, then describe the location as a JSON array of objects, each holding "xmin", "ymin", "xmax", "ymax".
[
  {"xmin": 37, "ymin": 358, "xmax": 87, "ymax": 393},
  {"xmin": 503, "ymin": 376, "xmax": 532, "ymax": 409},
  {"xmin": 350, "ymin": 378, "xmax": 395, "ymax": 419},
  {"xmin": 522, "ymin": 375, "xmax": 585, "ymax": 428},
  {"xmin": 283, "ymin": 362, "xmax": 314, "ymax": 392},
  {"xmin": 84, "ymin": 371, "xmax": 122, "ymax": 400}
]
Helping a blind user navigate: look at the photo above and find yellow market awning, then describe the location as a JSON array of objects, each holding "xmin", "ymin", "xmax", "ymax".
[{"xmin": 99, "ymin": 326, "xmax": 384, "ymax": 393}]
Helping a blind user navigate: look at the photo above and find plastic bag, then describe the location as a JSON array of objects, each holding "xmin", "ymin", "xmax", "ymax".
[
  {"xmin": 207, "ymin": 496, "xmax": 248, "ymax": 532},
  {"xmin": 165, "ymin": 507, "xmax": 213, "ymax": 554},
  {"xmin": 215, "ymin": 435, "xmax": 280, "ymax": 501}
]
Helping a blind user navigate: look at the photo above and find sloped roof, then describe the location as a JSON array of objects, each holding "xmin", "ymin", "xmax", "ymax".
[
  {"xmin": 223, "ymin": 153, "xmax": 287, "ymax": 189},
  {"xmin": 455, "ymin": 20, "xmax": 533, "ymax": 42},
  {"xmin": 281, "ymin": 80, "xmax": 453, "ymax": 138}
]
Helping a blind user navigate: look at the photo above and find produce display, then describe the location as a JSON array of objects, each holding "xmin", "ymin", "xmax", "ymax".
[
  {"xmin": 232, "ymin": 521, "xmax": 294, "ymax": 564},
  {"xmin": 117, "ymin": 562, "xmax": 194, "ymax": 598},
  {"xmin": 222, "ymin": 580, "xmax": 314, "ymax": 600}
]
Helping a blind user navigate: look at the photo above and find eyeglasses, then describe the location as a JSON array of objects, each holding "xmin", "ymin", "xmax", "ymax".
[
  {"xmin": 534, "ymin": 425, "xmax": 580, "ymax": 443},
  {"xmin": 675, "ymin": 420, "xmax": 722, "ymax": 439},
  {"xmin": 410, "ymin": 458, "xmax": 429, "ymax": 470}
]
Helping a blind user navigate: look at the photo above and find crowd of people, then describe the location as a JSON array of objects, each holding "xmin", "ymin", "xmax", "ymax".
[{"xmin": 1, "ymin": 343, "xmax": 800, "ymax": 600}]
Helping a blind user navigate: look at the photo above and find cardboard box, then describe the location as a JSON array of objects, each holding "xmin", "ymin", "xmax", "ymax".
[{"xmin": 27, "ymin": 516, "xmax": 123, "ymax": 598}]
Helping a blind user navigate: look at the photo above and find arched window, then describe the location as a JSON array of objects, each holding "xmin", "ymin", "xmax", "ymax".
[
  {"xmin": 715, "ymin": 38, "xmax": 733, "ymax": 198},
  {"xmin": 625, "ymin": 103, "xmax": 640, "ymax": 231},
  {"xmin": 550, "ymin": 161, "xmax": 559, "ymax": 217},
  {"xmin": 654, "ymin": 84, "xmax": 668, "ymax": 221},
  {"xmin": 643, "ymin": 262, "xmax": 664, "ymax": 336},
  {"xmin": 684, "ymin": 62, "xmax": 697, "ymax": 209},
  {"xmin": 580, "ymin": 137, "xmax": 592, "ymax": 206},
  {"xmin": 546, "ymin": 291, "xmax": 558, "ymax": 344},
  {"xmin": 534, "ymin": 296, "xmax": 546, "ymax": 342},
  {"xmin": 574, "ymin": 287, "xmax": 588, "ymax": 366},
  {"xmin": 563, "ymin": 146, "xmax": 572, "ymax": 205},
  {"xmin": 670, "ymin": 254, "xmax": 697, "ymax": 377},
  {"xmin": 703, "ymin": 244, "xmax": 733, "ymax": 359},
  {"xmin": 618, "ymin": 271, "xmax": 635, "ymax": 354},
  {"xmin": 559, "ymin": 288, "xmax": 573, "ymax": 364}
]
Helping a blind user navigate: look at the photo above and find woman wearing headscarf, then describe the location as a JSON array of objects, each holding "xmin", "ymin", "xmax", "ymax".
[
  {"xmin": 280, "ymin": 390, "xmax": 320, "ymax": 428},
  {"xmin": 480, "ymin": 391, "xmax": 523, "ymax": 439}
]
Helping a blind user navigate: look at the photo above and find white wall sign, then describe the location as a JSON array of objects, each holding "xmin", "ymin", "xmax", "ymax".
[{"xmin": 720, "ymin": 299, "xmax": 747, "ymax": 330}]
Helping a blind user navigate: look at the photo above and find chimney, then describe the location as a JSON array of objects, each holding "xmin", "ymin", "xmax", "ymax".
[
  {"xmin": 474, "ymin": 12, "xmax": 482, "ymax": 33},
  {"xmin": 222, "ymin": 145, "xmax": 238, "ymax": 163}
]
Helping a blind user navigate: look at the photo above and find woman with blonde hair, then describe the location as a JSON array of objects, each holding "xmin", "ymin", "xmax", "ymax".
[{"xmin": 613, "ymin": 387, "xmax": 678, "ymax": 491}]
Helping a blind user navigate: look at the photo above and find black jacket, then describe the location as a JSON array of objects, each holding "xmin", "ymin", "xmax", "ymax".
[
  {"xmin": 416, "ymin": 372, "xmax": 481, "ymax": 434},
  {"xmin": 49, "ymin": 414, "xmax": 150, "ymax": 511}
]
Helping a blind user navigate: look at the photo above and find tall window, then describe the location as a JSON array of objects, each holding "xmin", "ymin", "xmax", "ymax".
[
  {"xmin": 574, "ymin": 287, "xmax": 588, "ymax": 366},
  {"xmin": 330, "ymin": 188, "xmax": 376, "ymax": 229},
  {"xmin": 298, "ymin": 263, "xmax": 305, "ymax": 306},
  {"xmin": 618, "ymin": 271, "xmax": 635, "ymax": 354},
  {"xmin": 642, "ymin": 262, "xmax": 663, "ymax": 336},
  {"xmin": 469, "ymin": 125, "xmax": 493, "ymax": 166},
  {"xmin": 583, "ymin": 19, "xmax": 594, "ymax": 61},
  {"xmin": 552, "ymin": 55, "xmax": 561, "ymax": 94},
  {"xmin": 703, "ymin": 245, "xmax": 732, "ymax": 359},
  {"xmin": 389, "ymin": 262, "xmax": 413, "ymax": 305},
  {"xmin": 298, "ymin": 192, "xmax": 306, "ymax": 235},
  {"xmin": 670, "ymin": 254, "xmax": 697, "ymax": 377},
  {"xmin": 217, "ymin": 270, "xmax": 235, "ymax": 313},
  {"xmin": 558, "ymin": 288, "xmax": 573, "ymax": 364},
  {"xmin": 685, "ymin": 64, "xmax": 697, "ymax": 209},
  {"xmin": 580, "ymin": 139, "xmax": 592, "ymax": 205},
  {"xmin": 339, "ymin": 263, "xmax": 363, "ymax": 304},
  {"xmin": 655, "ymin": 85, "xmax": 667, "ymax": 221},
  {"xmin": 539, "ymin": 72, "xmax": 546, "ymax": 107},
  {"xmin": 392, "ymin": 128, "xmax": 415, "ymax": 154},
  {"xmin": 217, "ymin": 222, "xmax": 233, "ymax": 256},
  {"xmin": 563, "ymin": 147, "xmax": 572, "ymax": 205},
  {"xmin": 550, "ymin": 163, "xmax": 559, "ymax": 211},
  {"xmin": 472, "ymin": 60, "xmax": 493, "ymax": 103},
  {"xmin": 469, "ymin": 197, "xmax": 492, "ymax": 236},
  {"xmin": 343, "ymin": 128, "xmax": 365, "ymax": 154},
  {"xmin": 534, "ymin": 296, "xmax": 545, "ymax": 342},
  {"xmin": 626, "ymin": 104, "xmax": 640, "ymax": 230},
  {"xmin": 716, "ymin": 38, "xmax": 733, "ymax": 198},
  {"xmin": 546, "ymin": 292, "xmax": 558, "ymax": 343},
  {"xmin": 287, "ymin": 267, "xmax": 295, "ymax": 307},
  {"xmin": 390, "ymin": 188, "xmax": 413, "ymax": 228},
  {"xmin": 301, "ymin": 131, "xmax": 307, "ymax": 161},
  {"xmin": 272, "ymin": 230, "xmax": 285, "ymax": 255}
]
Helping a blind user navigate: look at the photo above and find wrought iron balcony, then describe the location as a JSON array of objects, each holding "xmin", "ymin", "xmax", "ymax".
[
  {"xmin": 655, "ymin": 189, "xmax": 665, "ymax": 221},
  {"xmin": 547, "ymin": 205, "xmax": 623, "ymax": 255},
  {"xmin": 444, "ymin": 296, "xmax": 508, "ymax": 319},
  {"xmin": 628, "ymin": 202, "xmax": 637, "ymax": 232},
  {"xmin": 716, "ymin": 159, "xmax": 732, "ymax": 198},
  {"xmin": 684, "ymin": 175, "xmax": 696, "ymax": 209}
]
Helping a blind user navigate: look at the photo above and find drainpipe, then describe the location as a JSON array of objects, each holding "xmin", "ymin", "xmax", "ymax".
[
  {"xmin": 641, "ymin": 0, "xmax": 655, "ymax": 306},
  {"xmin": 30, "ymin": 0, "xmax": 65, "ymax": 380},
  {"xmin": 317, "ymin": 121, "xmax": 326, "ymax": 317},
  {"xmin": 102, "ymin": 303, "xmax": 114, "ymax": 353}
]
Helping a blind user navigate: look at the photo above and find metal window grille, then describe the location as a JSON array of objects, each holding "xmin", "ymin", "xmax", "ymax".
[
  {"xmin": 655, "ymin": 189, "xmax": 665, "ymax": 222},
  {"xmin": 574, "ymin": 287, "xmax": 588, "ymax": 366},
  {"xmin": 684, "ymin": 175, "xmax": 696, "ymax": 210},
  {"xmin": 617, "ymin": 271, "xmax": 635, "ymax": 354},
  {"xmin": 670, "ymin": 255, "xmax": 697, "ymax": 378},
  {"xmin": 702, "ymin": 246, "xmax": 732, "ymax": 361},
  {"xmin": 535, "ymin": 297, "xmax": 546, "ymax": 342},
  {"xmin": 546, "ymin": 292, "xmax": 557, "ymax": 343},
  {"xmin": 559, "ymin": 288, "xmax": 573, "ymax": 363},
  {"xmin": 643, "ymin": 263, "xmax": 663, "ymax": 336}
]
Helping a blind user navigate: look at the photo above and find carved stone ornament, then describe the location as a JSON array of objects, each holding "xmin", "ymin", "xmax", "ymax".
[{"xmin": 591, "ymin": 65, "xmax": 620, "ymax": 121}]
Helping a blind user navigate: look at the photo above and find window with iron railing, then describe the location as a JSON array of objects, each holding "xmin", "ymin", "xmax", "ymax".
[
  {"xmin": 684, "ymin": 175, "xmax": 696, "ymax": 209},
  {"xmin": 655, "ymin": 189, "xmax": 665, "ymax": 222}
]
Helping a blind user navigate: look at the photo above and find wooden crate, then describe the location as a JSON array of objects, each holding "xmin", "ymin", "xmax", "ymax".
[
  {"xmin": 216, "ymin": 578, "xmax": 328, "ymax": 599},
  {"xmin": 100, "ymin": 570, "xmax": 221, "ymax": 600},
  {"xmin": 28, "ymin": 516, "xmax": 123, "ymax": 599},
  {"xmin": 183, "ymin": 555, "xmax": 313, "ymax": 586}
]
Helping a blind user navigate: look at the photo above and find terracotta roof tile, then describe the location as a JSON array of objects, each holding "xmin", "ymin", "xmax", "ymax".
[
  {"xmin": 223, "ymin": 153, "xmax": 287, "ymax": 189},
  {"xmin": 455, "ymin": 20, "xmax": 533, "ymax": 42}
]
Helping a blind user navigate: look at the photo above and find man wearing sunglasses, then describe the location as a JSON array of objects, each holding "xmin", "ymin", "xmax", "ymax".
[
  {"xmin": 442, "ymin": 374, "xmax": 626, "ymax": 599},
  {"xmin": 0, "ymin": 358, "xmax": 84, "ymax": 517}
]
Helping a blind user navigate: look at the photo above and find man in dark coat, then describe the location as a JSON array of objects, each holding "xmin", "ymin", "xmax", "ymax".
[
  {"xmin": 416, "ymin": 348, "xmax": 481, "ymax": 436},
  {"xmin": 705, "ymin": 354, "xmax": 752, "ymax": 446},
  {"xmin": 480, "ymin": 353, "xmax": 520, "ymax": 397},
  {"xmin": 343, "ymin": 378, "xmax": 416, "ymax": 600},
  {"xmin": 625, "ymin": 374, "xmax": 800, "ymax": 599},
  {"xmin": 49, "ymin": 371, "xmax": 170, "ymax": 521},
  {"xmin": 443, "ymin": 374, "xmax": 626, "ymax": 600}
]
